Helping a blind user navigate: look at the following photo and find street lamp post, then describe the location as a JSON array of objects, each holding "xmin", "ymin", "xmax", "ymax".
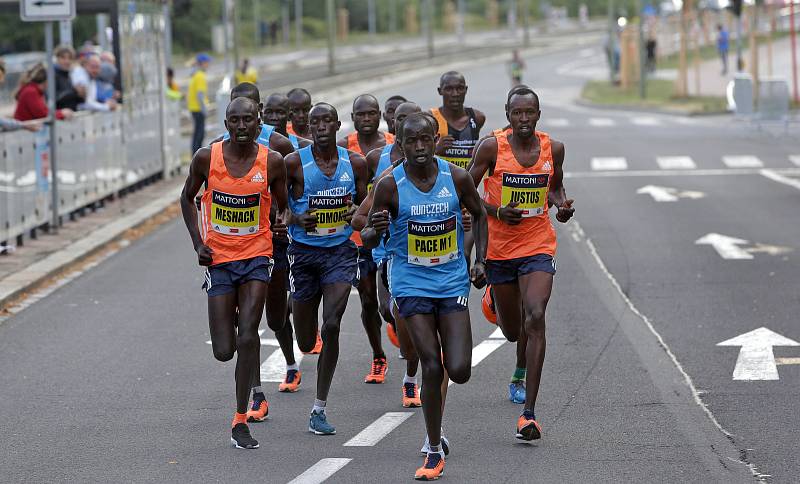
[
  {"xmin": 425, "ymin": 0, "xmax": 434, "ymax": 59},
  {"xmin": 326, "ymin": 0, "xmax": 335, "ymax": 74}
]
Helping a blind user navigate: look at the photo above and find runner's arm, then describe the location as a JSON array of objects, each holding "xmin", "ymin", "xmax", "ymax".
[
  {"xmin": 452, "ymin": 166, "xmax": 488, "ymax": 287},
  {"xmin": 180, "ymin": 147, "xmax": 213, "ymax": 265},
  {"xmin": 473, "ymin": 109, "xmax": 487, "ymax": 131},
  {"xmin": 361, "ymin": 175, "xmax": 397, "ymax": 250},
  {"xmin": 269, "ymin": 132, "xmax": 295, "ymax": 157},
  {"xmin": 548, "ymin": 140, "xmax": 574, "ymax": 223},
  {"xmin": 352, "ymin": 162, "xmax": 394, "ymax": 231},
  {"xmin": 267, "ymin": 151, "xmax": 289, "ymax": 232},
  {"xmin": 284, "ymin": 152, "xmax": 309, "ymax": 228},
  {"xmin": 350, "ymin": 152, "xmax": 369, "ymax": 205}
]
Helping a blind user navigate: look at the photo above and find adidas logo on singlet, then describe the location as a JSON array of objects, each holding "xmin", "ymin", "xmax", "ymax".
[
  {"xmin": 251, "ymin": 172, "xmax": 265, "ymax": 183},
  {"xmin": 436, "ymin": 186, "xmax": 452, "ymax": 198},
  {"xmin": 339, "ymin": 172, "xmax": 352, "ymax": 182},
  {"xmin": 542, "ymin": 161, "xmax": 552, "ymax": 171}
]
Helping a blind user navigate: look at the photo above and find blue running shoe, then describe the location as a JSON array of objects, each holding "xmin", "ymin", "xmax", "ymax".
[
  {"xmin": 508, "ymin": 382, "xmax": 526, "ymax": 404},
  {"xmin": 308, "ymin": 410, "xmax": 336, "ymax": 435}
]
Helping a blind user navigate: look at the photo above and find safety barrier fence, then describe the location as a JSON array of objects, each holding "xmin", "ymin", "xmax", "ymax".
[{"xmin": 0, "ymin": 99, "xmax": 184, "ymax": 245}]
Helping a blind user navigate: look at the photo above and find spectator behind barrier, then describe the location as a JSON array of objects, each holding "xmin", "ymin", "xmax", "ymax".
[
  {"xmin": 235, "ymin": 58, "xmax": 257, "ymax": 85},
  {"xmin": 70, "ymin": 49, "xmax": 92, "ymax": 101},
  {"xmin": 77, "ymin": 55, "xmax": 118, "ymax": 112},
  {"xmin": 54, "ymin": 45, "xmax": 82, "ymax": 111},
  {"xmin": 13, "ymin": 63, "xmax": 74, "ymax": 122},
  {"xmin": 165, "ymin": 67, "xmax": 182, "ymax": 101},
  {"xmin": 0, "ymin": 58, "xmax": 40, "ymax": 131},
  {"xmin": 97, "ymin": 51, "xmax": 120, "ymax": 103}
]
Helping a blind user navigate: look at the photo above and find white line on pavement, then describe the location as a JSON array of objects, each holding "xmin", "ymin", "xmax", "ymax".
[
  {"xmin": 565, "ymin": 167, "xmax": 800, "ymax": 178},
  {"xmin": 288, "ymin": 458, "xmax": 352, "ymax": 484},
  {"xmin": 261, "ymin": 342, "xmax": 303, "ymax": 383},
  {"xmin": 656, "ymin": 156, "xmax": 697, "ymax": 170},
  {"xmin": 590, "ymin": 157, "xmax": 628, "ymax": 171},
  {"xmin": 471, "ymin": 339, "xmax": 506, "ymax": 367},
  {"xmin": 588, "ymin": 118, "xmax": 616, "ymax": 127},
  {"xmin": 631, "ymin": 116, "xmax": 661, "ymax": 126},
  {"xmin": 790, "ymin": 155, "xmax": 800, "ymax": 167},
  {"xmin": 343, "ymin": 412, "xmax": 414, "ymax": 447},
  {"xmin": 722, "ymin": 155, "xmax": 763, "ymax": 168},
  {"xmin": 760, "ymin": 168, "xmax": 800, "ymax": 191},
  {"xmin": 545, "ymin": 118, "xmax": 570, "ymax": 127}
]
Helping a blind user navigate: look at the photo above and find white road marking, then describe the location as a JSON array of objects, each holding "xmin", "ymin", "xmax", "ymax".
[
  {"xmin": 288, "ymin": 458, "xmax": 352, "ymax": 484},
  {"xmin": 637, "ymin": 185, "xmax": 705, "ymax": 202},
  {"xmin": 261, "ymin": 341, "xmax": 303, "ymax": 383},
  {"xmin": 657, "ymin": 156, "xmax": 696, "ymax": 170},
  {"xmin": 695, "ymin": 233, "xmax": 754, "ymax": 260},
  {"xmin": 717, "ymin": 327, "xmax": 800, "ymax": 381},
  {"xmin": 722, "ymin": 155, "xmax": 763, "ymax": 168},
  {"xmin": 470, "ymin": 338, "xmax": 506, "ymax": 367},
  {"xmin": 590, "ymin": 157, "xmax": 627, "ymax": 171},
  {"xmin": 588, "ymin": 117, "xmax": 616, "ymax": 127},
  {"xmin": 760, "ymin": 168, "xmax": 800, "ymax": 191},
  {"xmin": 790, "ymin": 155, "xmax": 800, "ymax": 167},
  {"xmin": 565, "ymin": 167, "xmax": 800, "ymax": 178},
  {"xmin": 631, "ymin": 116, "xmax": 661, "ymax": 126},
  {"xmin": 343, "ymin": 412, "xmax": 414, "ymax": 446},
  {"xmin": 545, "ymin": 118, "xmax": 570, "ymax": 127},
  {"xmin": 776, "ymin": 357, "xmax": 800, "ymax": 365}
]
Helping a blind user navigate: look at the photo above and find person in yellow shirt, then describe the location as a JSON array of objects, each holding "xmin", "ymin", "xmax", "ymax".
[
  {"xmin": 235, "ymin": 58, "xmax": 258, "ymax": 85},
  {"xmin": 188, "ymin": 53, "xmax": 211, "ymax": 154}
]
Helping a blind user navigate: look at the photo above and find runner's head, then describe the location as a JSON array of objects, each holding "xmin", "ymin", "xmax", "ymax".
[
  {"xmin": 231, "ymin": 82, "xmax": 263, "ymax": 118},
  {"xmin": 287, "ymin": 87, "xmax": 312, "ymax": 130},
  {"xmin": 437, "ymin": 71, "xmax": 467, "ymax": 110},
  {"xmin": 398, "ymin": 113, "xmax": 436, "ymax": 168},
  {"xmin": 309, "ymin": 102, "xmax": 341, "ymax": 148},
  {"xmin": 225, "ymin": 97, "xmax": 261, "ymax": 145},
  {"xmin": 505, "ymin": 86, "xmax": 540, "ymax": 139},
  {"xmin": 351, "ymin": 94, "xmax": 381, "ymax": 136},
  {"xmin": 384, "ymin": 95, "xmax": 407, "ymax": 134},
  {"xmin": 393, "ymin": 101, "xmax": 422, "ymax": 135},
  {"xmin": 263, "ymin": 93, "xmax": 290, "ymax": 131}
]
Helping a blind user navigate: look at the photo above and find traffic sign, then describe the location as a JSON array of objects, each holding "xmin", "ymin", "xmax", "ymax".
[{"xmin": 20, "ymin": 0, "xmax": 76, "ymax": 22}]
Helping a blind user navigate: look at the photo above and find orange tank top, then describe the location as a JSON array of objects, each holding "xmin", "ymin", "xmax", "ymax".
[
  {"xmin": 202, "ymin": 142, "xmax": 273, "ymax": 265},
  {"xmin": 346, "ymin": 131, "xmax": 395, "ymax": 156},
  {"xmin": 484, "ymin": 131, "xmax": 556, "ymax": 260},
  {"xmin": 286, "ymin": 123, "xmax": 296, "ymax": 136}
]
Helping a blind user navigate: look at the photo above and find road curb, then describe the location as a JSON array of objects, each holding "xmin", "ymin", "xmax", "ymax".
[
  {"xmin": 0, "ymin": 185, "xmax": 182, "ymax": 310},
  {"xmin": 574, "ymin": 98, "xmax": 731, "ymax": 117}
]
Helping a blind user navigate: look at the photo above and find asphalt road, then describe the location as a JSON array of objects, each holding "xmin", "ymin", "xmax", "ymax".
[{"xmin": 2, "ymin": 41, "xmax": 798, "ymax": 483}]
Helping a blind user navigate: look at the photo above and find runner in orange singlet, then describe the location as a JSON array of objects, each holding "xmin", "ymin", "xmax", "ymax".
[
  {"xmin": 180, "ymin": 97, "xmax": 288, "ymax": 449},
  {"xmin": 469, "ymin": 87, "xmax": 574, "ymax": 441},
  {"xmin": 286, "ymin": 87, "xmax": 312, "ymax": 140}
]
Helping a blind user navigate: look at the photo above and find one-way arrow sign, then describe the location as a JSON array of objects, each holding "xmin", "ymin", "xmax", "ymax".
[
  {"xmin": 20, "ymin": 0, "xmax": 75, "ymax": 22},
  {"xmin": 695, "ymin": 233, "xmax": 793, "ymax": 260},
  {"xmin": 717, "ymin": 327, "xmax": 799, "ymax": 380},
  {"xmin": 637, "ymin": 185, "xmax": 706, "ymax": 202}
]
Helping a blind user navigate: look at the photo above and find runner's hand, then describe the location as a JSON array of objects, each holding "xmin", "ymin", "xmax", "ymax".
[
  {"xmin": 299, "ymin": 209, "xmax": 318, "ymax": 232},
  {"xmin": 343, "ymin": 201, "xmax": 357, "ymax": 224},
  {"xmin": 498, "ymin": 201, "xmax": 523, "ymax": 225},
  {"xmin": 272, "ymin": 216, "xmax": 288, "ymax": 238},
  {"xmin": 461, "ymin": 207, "xmax": 472, "ymax": 232},
  {"xmin": 369, "ymin": 210, "xmax": 390, "ymax": 234},
  {"xmin": 470, "ymin": 261, "xmax": 487, "ymax": 289},
  {"xmin": 556, "ymin": 199, "xmax": 575, "ymax": 223},
  {"xmin": 195, "ymin": 244, "xmax": 213, "ymax": 266},
  {"xmin": 435, "ymin": 135, "xmax": 454, "ymax": 155},
  {"xmin": 195, "ymin": 195, "xmax": 202, "ymax": 211}
]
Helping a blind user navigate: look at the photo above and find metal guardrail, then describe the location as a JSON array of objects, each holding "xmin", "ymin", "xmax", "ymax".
[{"xmin": 0, "ymin": 99, "xmax": 184, "ymax": 245}]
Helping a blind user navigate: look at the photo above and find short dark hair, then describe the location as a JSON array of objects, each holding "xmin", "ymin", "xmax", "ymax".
[
  {"xmin": 439, "ymin": 71, "xmax": 465, "ymax": 86},
  {"xmin": 506, "ymin": 85, "xmax": 540, "ymax": 109},
  {"xmin": 398, "ymin": 112, "xmax": 435, "ymax": 142},
  {"xmin": 386, "ymin": 95, "xmax": 407, "ymax": 104},
  {"xmin": 231, "ymin": 82, "xmax": 260, "ymax": 103},
  {"xmin": 287, "ymin": 87, "xmax": 311, "ymax": 100}
]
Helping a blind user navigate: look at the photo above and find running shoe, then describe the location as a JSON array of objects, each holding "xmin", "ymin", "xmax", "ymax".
[
  {"xmin": 246, "ymin": 394, "xmax": 269, "ymax": 422},
  {"xmin": 515, "ymin": 411, "xmax": 542, "ymax": 441},
  {"xmin": 420, "ymin": 434, "xmax": 450, "ymax": 456},
  {"xmin": 364, "ymin": 356, "xmax": 388, "ymax": 384},
  {"xmin": 402, "ymin": 381, "xmax": 422, "ymax": 408},
  {"xmin": 414, "ymin": 452, "xmax": 445, "ymax": 481},
  {"xmin": 308, "ymin": 410, "xmax": 336, "ymax": 435},
  {"xmin": 386, "ymin": 321, "xmax": 400, "ymax": 348},
  {"xmin": 278, "ymin": 369, "xmax": 302, "ymax": 393},
  {"xmin": 508, "ymin": 382, "xmax": 526, "ymax": 404},
  {"xmin": 481, "ymin": 285, "xmax": 497, "ymax": 325},
  {"xmin": 303, "ymin": 331, "xmax": 323, "ymax": 355},
  {"xmin": 231, "ymin": 423, "xmax": 259, "ymax": 449}
]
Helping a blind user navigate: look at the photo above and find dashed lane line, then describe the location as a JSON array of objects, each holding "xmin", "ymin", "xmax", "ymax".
[
  {"xmin": 588, "ymin": 118, "xmax": 616, "ymax": 127},
  {"xmin": 343, "ymin": 412, "xmax": 415, "ymax": 446},
  {"xmin": 590, "ymin": 157, "xmax": 628, "ymax": 171},
  {"xmin": 760, "ymin": 168, "xmax": 800, "ymax": 191},
  {"xmin": 656, "ymin": 156, "xmax": 697, "ymax": 170},
  {"xmin": 722, "ymin": 155, "xmax": 763, "ymax": 168},
  {"xmin": 287, "ymin": 458, "xmax": 353, "ymax": 484},
  {"xmin": 631, "ymin": 116, "xmax": 661, "ymax": 126},
  {"xmin": 565, "ymin": 167, "xmax": 800, "ymax": 178}
]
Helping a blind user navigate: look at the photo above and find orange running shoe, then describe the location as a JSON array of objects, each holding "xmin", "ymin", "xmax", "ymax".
[
  {"xmin": 515, "ymin": 412, "xmax": 542, "ymax": 441},
  {"xmin": 364, "ymin": 356, "xmax": 388, "ymax": 384},
  {"xmin": 481, "ymin": 285, "xmax": 498, "ymax": 325},
  {"xmin": 402, "ymin": 381, "xmax": 422, "ymax": 408},
  {"xmin": 278, "ymin": 369, "xmax": 301, "ymax": 393},
  {"xmin": 414, "ymin": 452, "xmax": 445, "ymax": 481},
  {"xmin": 386, "ymin": 322, "xmax": 400, "ymax": 348},
  {"xmin": 303, "ymin": 331, "xmax": 323, "ymax": 355},
  {"xmin": 246, "ymin": 397, "xmax": 269, "ymax": 423}
]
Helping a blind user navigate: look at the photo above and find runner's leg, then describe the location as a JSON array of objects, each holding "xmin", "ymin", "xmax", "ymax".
[
  {"xmin": 316, "ymin": 282, "xmax": 351, "ymax": 400},
  {"xmin": 405, "ymin": 313, "xmax": 445, "ymax": 448},
  {"xmin": 518, "ymin": 271, "xmax": 552, "ymax": 414}
]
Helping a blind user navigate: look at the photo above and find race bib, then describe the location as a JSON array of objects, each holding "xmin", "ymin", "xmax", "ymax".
[
  {"xmin": 211, "ymin": 190, "xmax": 260, "ymax": 235},
  {"xmin": 442, "ymin": 141, "xmax": 475, "ymax": 170},
  {"xmin": 501, "ymin": 172, "xmax": 549, "ymax": 217},
  {"xmin": 309, "ymin": 193, "xmax": 351, "ymax": 236},
  {"xmin": 407, "ymin": 215, "xmax": 458, "ymax": 266}
]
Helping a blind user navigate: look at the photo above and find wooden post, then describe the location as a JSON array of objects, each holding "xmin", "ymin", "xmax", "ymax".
[
  {"xmin": 444, "ymin": 1, "xmax": 456, "ymax": 32},
  {"xmin": 693, "ymin": 15, "xmax": 701, "ymax": 96},
  {"xmin": 750, "ymin": 4, "xmax": 759, "ymax": 102},
  {"xmin": 766, "ymin": 3, "xmax": 774, "ymax": 77},
  {"xmin": 337, "ymin": 8, "xmax": 349, "ymax": 41},
  {"xmin": 405, "ymin": 3, "xmax": 419, "ymax": 34},
  {"xmin": 487, "ymin": 0, "xmax": 499, "ymax": 28},
  {"xmin": 676, "ymin": 0, "xmax": 691, "ymax": 97}
]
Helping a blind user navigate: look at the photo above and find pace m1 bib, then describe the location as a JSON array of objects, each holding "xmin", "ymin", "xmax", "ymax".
[
  {"xmin": 309, "ymin": 193, "xmax": 352, "ymax": 236},
  {"xmin": 501, "ymin": 172, "xmax": 549, "ymax": 217},
  {"xmin": 211, "ymin": 190, "xmax": 260, "ymax": 235},
  {"xmin": 407, "ymin": 215, "xmax": 458, "ymax": 266}
]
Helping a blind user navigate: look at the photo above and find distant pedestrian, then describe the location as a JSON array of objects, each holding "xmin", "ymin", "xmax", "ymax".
[
  {"xmin": 646, "ymin": 36, "xmax": 657, "ymax": 73},
  {"xmin": 188, "ymin": 53, "xmax": 211, "ymax": 155},
  {"xmin": 235, "ymin": 58, "xmax": 258, "ymax": 85},
  {"xmin": 0, "ymin": 59, "xmax": 40, "ymax": 131},
  {"xmin": 13, "ymin": 63, "xmax": 74, "ymax": 122},
  {"xmin": 270, "ymin": 20, "xmax": 279, "ymax": 46},
  {"xmin": 717, "ymin": 24, "xmax": 729, "ymax": 75},
  {"xmin": 508, "ymin": 49, "xmax": 525, "ymax": 86},
  {"xmin": 165, "ymin": 67, "xmax": 182, "ymax": 101}
]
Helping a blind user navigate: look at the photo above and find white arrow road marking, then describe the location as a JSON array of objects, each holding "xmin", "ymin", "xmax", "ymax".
[
  {"xmin": 717, "ymin": 327, "xmax": 800, "ymax": 380},
  {"xmin": 776, "ymin": 357, "xmax": 800, "ymax": 365},
  {"xmin": 760, "ymin": 168, "xmax": 800, "ymax": 191},
  {"xmin": 790, "ymin": 155, "xmax": 800, "ymax": 167},
  {"xmin": 343, "ymin": 412, "xmax": 414, "ymax": 446},
  {"xmin": 637, "ymin": 185, "xmax": 706, "ymax": 202},
  {"xmin": 657, "ymin": 156, "xmax": 697, "ymax": 170},
  {"xmin": 745, "ymin": 243, "xmax": 793, "ymax": 256},
  {"xmin": 723, "ymin": 155, "xmax": 763, "ymax": 168},
  {"xmin": 288, "ymin": 458, "xmax": 352, "ymax": 484},
  {"xmin": 695, "ymin": 233, "xmax": 754, "ymax": 260},
  {"xmin": 591, "ymin": 157, "xmax": 627, "ymax": 171}
]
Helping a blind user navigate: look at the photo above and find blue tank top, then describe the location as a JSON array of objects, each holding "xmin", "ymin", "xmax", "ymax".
[
  {"xmin": 288, "ymin": 133, "xmax": 300, "ymax": 150},
  {"xmin": 371, "ymin": 144, "xmax": 395, "ymax": 264},
  {"xmin": 289, "ymin": 145, "xmax": 356, "ymax": 247},
  {"xmin": 387, "ymin": 158, "xmax": 468, "ymax": 298},
  {"xmin": 222, "ymin": 124, "xmax": 274, "ymax": 147}
]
